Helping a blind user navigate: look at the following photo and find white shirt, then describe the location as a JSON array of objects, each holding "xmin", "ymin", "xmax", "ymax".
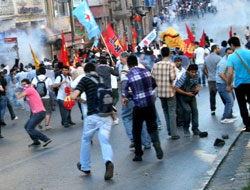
[
  {"xmin": 194, "ymin": 47, "xmax": 205, "ymax": 65},
  {"xmin": 71, "ymin": 74, "xmax": 86, "ymax": 101},
  {"xmin": 111, "ymin": 74, "xmax": 118, "ymax": 89},
  {"xmin": 54, "ymin": 74, "xmax": 72, "ymax": 100},
  {"xmin": 32, "ymin": 75, "xmax": 52, "ymax": 99}
]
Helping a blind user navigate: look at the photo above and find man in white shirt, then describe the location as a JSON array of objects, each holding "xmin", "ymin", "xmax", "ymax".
[
  {"xmin": 194, "ymin": 41, "xmax": 206, "ymax": 85},
  {"xmin": 53, "ymin": 66, "xmax": 75, "ymax": 128},
  {"xmin": 32, "ymin": 67, "xmax": 53, "ymax": 130}
]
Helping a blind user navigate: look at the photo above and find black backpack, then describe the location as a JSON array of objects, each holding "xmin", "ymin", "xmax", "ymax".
[
  {"xmin": 88, "ymin": 76, "xmax": 114, "ymax": 117},
  {"xmin": 35, "ymin": 77, "xmax": 48, "ymax": 97},
  {"xmin": 54, "ymin": 74, "xmax": 71, "ymax": 96}
]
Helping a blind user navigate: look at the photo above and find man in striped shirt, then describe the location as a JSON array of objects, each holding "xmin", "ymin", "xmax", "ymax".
[
  {"xmin": 175, "ymin": 64, "xmax": 201, "ymax": 135},
  {"xmin": 152, "ymin": 47, "xmax": 180, "ymax": 140},
  {"xmin": 122, "ymin": 55, "xmax": 163, "ymax": 162}
]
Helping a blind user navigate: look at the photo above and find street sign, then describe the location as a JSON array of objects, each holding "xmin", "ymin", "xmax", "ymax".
[{"xmin": 4, "ymin": 37, "xmax": 17, "ymax": 43}]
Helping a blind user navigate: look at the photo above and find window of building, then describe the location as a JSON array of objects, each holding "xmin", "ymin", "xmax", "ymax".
[{"xmin": 53, "ymin": 1, "xmax": 69, "ymax": 17}]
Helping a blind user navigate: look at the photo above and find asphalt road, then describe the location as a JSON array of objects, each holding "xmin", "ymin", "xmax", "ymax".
[{"xmin": 0, "ymin": 86, "xmax": 243, "ymax": 190}]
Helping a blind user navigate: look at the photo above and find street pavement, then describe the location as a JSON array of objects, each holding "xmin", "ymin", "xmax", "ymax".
[{"xmin": 0, "ymin": 86, "xmax": 243, "ymax": 190}]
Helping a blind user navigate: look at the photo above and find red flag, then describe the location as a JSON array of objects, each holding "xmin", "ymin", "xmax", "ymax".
[
  {"xmin": 132, "ymin": 28, "xmax": 137, "ymax": 52},
  {"xmin": 199, "ymin": 30, "xmax": 206, "ymax": 47},
  {"xmin": 59, "ymin": 31, "xmax": 70, "ymax": 66},
  {"xmin": 122, "ymin": 34, "xmax": 128, "ymax": 51},
  {"xmin": 180, "ymin": 39, "xmax": 195, "ymax": 58},
  {"xmin": 103, "ymin": 24, "xmax": 124, "ymax": 57},
  {"xmin": 185, "ymin": 24, "xmax": 195, "ymax": 42},
  {"xmin": 229, "ymin": 26, "xmax": 232, "ymax": 39},
  {"xmin": 72, "ymin": 50, "xmax": 81, "ymax": 68}
]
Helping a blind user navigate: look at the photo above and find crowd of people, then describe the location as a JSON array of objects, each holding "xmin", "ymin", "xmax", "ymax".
[{"xmin": 0, "ymin": 33, "xmax": 250, "ymax": 180}]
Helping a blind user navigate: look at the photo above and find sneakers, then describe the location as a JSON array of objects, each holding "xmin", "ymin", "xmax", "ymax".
[
  {"xmin": 11, "ymin": 116, "xmax": 18, "ymax": 120},
  {"xmin": 192, "ymin": 129, "xmax": 201, "ymax": 136},
  {"xmin": 45, "ymin": 125, "xmax": 52, "ymax": 130},
  {"xmin": 132, "ymin": 155, "xmax": 142, "ymax": 161},
  {"xmin": 43, "ymin": 139, "xmax": 52, "ymax": 147},
  {"xmin": 69, "ymin": 121, "xmax": 76, "ymax": 125},
  {"xmin": 211, "ymin": 111, "xmax": 216, "ymax": 116},
  {"xmin": 113, "ymin": 118, "xmax": 119, "ymax": 125},
  {"xmin": 153, "ymin": 142, "xmax": 164, "ymax": 160},
  {"xmin": 104, "ymin": 161, "xmax": 114, "ymax": 180},
  {"xmin": 171, "ymin": 135, "xmax": 180, "ymax": 140},
  {"xmin": 220, "ymin": 118, "xmax": 235, "ymax": 124},
  {"xmin": 28, "ymin": 141, "xmax": 41, "ymax": 147},
  {"xmin": 76, "ymin": 162, "xmax": 91, "ymax": 174}
]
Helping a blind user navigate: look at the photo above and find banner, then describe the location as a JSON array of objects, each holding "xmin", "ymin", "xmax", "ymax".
[
  {"xmin": 103, "ymin": 24, "xmax": 124, "ymax": 57},
  {"xmin": 180, "ymin": 39, "xmax": 195, "ymax": 58},
  {"xmin": 30, "ymin": 45, "xmax": 40, "ymax": 70},
  {"xmin": 73, "ymin": 0, "xmax": 100, "ymax": 40},
  {"xmin": 122, "ymin": 34, "xmax": 127, "ymax": 51},
  {"xmin": 160, "ymin": 27, "xmax": 183, "ymax": 49},
  {"xmin": 138, "ymin": 29, "xmax": 157, "ymax": 48},
  {"xmin": 59, "ymin": 31, "xmax": 70, "ymax": 66}
]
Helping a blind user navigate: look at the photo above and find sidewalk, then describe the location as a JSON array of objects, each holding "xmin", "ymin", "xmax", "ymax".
[{"xmin": 206, "ymin": 132, "xmax": 250, "ymax": 190}]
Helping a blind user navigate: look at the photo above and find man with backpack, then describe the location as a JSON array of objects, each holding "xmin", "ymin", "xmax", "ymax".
[
  {"xmin": 53, "ymin": 66, "xmax": 75, "ymax": 128},
  {"xmin": 70, "ymin": 63, "xmax": 114, "ymax": 180},
  {"xmin": 32, "ymin": 67, "xmax": 53, "ymax": 130}
]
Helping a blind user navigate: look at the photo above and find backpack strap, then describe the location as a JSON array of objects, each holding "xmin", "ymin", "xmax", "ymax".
[{"xmin": 235, "ymin": 51, "xmax": 250, "ymax": 74}]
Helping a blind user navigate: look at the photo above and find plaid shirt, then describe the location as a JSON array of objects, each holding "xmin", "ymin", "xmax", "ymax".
[
  {"xmin": 151, "ymin": 60, "xmax": 176, "ymax": 98},
  {"xmin": 122, "ymin": 67, "xmax": 156, "ymax": 108}
]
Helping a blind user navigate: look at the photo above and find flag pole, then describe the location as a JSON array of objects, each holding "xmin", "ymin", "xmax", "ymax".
[{"xmin": 100, "ymin": 33, "xmax": 114, "ymax": 63}]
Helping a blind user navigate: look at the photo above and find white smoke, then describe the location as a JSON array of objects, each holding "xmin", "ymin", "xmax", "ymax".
[{"xmin": 160, "ymin": 0, "xmax": 250, "ymax": 45}]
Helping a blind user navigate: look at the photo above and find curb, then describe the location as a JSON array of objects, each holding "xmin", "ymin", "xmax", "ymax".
[{"xmin": 196, "ymin": 125, "xmax": 244, "ymax": 190}]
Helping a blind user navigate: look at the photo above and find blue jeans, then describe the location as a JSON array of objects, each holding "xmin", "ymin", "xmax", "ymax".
[
  {"xmin": 57, "ymin": 99, "xmax": 72, "ymax": 126},
  {"xmin": 24, "ymin": 111, "xmax": 49, "ymax": 142},
  {"xmin": 0, "ymin": 96, "xmax": 7, "ymax": 121},
  {"xmin": 80, "ymin": 114, "xmax": 113, "ymax": 171},
  {"xmin": 217, "ymin": 83, "xmax": 234, "ymax": 120},
  {"xmin": 160, "ymin": 97, "xmax": 178, "ymax": 136},
  {"xmin": 121, "ymin": 99, "xmax": 150, "ymax": 146},
  {"xmin": 198, "ymin": 64, "xmax": 206, "ymax": 85}
]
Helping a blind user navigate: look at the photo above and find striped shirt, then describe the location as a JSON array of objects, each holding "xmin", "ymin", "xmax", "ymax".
[
  {"xmin": 122, "ymin": 67, "xmax": 156, "ymax": 108},
  {"xmin": 175, "ymin": 72, "xmax": 199, "ymax": 90},
  {"xmin": 151, "ymin": 60, "xmax": 176, "ymax": 98}
]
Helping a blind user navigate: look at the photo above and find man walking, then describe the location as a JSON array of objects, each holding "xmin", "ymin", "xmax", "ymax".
[
  {"xmin": 152, "ymin": 47, "xmax": 180, "ymax": 139},
  {"xmin": 70, "ymin": 63, "xmax": 114, "ymax": 180},
  {"xmin": 122, "ymin": 55, "xmax": 163, "ymax": 161},
  {"xmin": 16, "ymin": 79, "xmax": 52, "ymax": 147},
  {"xmin": 227, "ymin": 37, "xmax": 250, "ymax": 131},
  {"xmin": 203, "ymin": 44, "xmax": 222, "ymax": 115}
]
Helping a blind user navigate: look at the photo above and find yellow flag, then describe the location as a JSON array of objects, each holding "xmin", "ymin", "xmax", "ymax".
[
  {"xmin": 160, "ymin": 27, "xmax": 184, "ymax": 49},
  {"xmin": 30, "ymin": 45, "xmax": 40, "ymax": 70}
]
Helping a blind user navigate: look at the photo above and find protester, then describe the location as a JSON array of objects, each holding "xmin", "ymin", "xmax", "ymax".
[
  {"xmin": 194, "ymin": 41, "xmax": 206, "ymax": 86},
  {"xmin": 122, "ymin": 55, "xmax": 163, "ymax": 162},
  {"xmin": 70, "ymin": 63, "xmax": 114, "ymax": 180},
  {"xmin": 203, "ymin": 44, "xmax": 222, "ymax": 115},
  {"xmin": 227, "ymin": 37, "xmax": 250, "ymax": 132},
  {"xmin": 16, "ymin": 78, "xmax": 52, "ymax": 147}
]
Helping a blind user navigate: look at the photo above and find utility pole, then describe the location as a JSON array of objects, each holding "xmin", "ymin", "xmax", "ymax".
[{"xmin": 68, "ymin": 0, "xmax": 75, "ymax": 48}]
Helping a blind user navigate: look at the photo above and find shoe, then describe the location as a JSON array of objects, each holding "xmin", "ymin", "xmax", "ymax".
[
  {"xmin": 243, "ymin": 127, "xmax": 250, "ymax": 132},
  {"xmin": 211, "ymin": 111, "xmax": 215, "ymax": 116},
  {"xmin": 0, "ymin": 121, "xmax": 6, "ymax": 126},
  {"xmin": 77, "ymin": 162, "xmax": 91, "ymax": 174},
  {"xmin": 153, "ymin": 142, "xmax": 163, "ymax": 160},
  {"xmin": 171, "ymin": 135, "xmax": 180, "ymax": 140},
  {"xmin": 229, "ymin": 115, "xmax": 238, "ymax": 120},
  {"xmin": 168, "ymin": 132, "xmax": 171, "ymax": 136},
  {"xmin": 69, "ymin": 121, "xmax": 76, "ymax": 125},
  {"xmin": 113, "ymin": 118, "xmax": 119, "ymax": 125},
  {"xmin": 11, "ymin": 116, "xmax": 18, "ymax": 120},
  {"xmin": 43, "ymin": 139, "xmax": 52, "ymax": 147},
  {"xmin": 144, "ymin": 145, "xmax": 151, "ymax": 150},
  {"xmin": 129, "ymin": 142, "xmax": 134, "ymax": 148},
  {"xmin": 64, "ymin": 124, "xmax": 70, "ymax": 128},
  {"xmin": 157, "ymin": 125, "xmax": 162, "ymax": 130},
  {"xmin": 45, "ymin": 125, "xmax": 52, "ymax": 130},
  {"xmin": 0, "ymin": 134, "xmax": 4, "ymax": 138},
  {"xmin": 104, "ymin": 161, "xmax": 114, "ymax": 180},
  {"xmin": 220, "ymin": 118, "xmax": 235, "ymax": 124},
  {"xmin": 214, "ymin": 138, "xmax": 225, "ymax": 146},
  {"xmin": 28, "ymin": 141, "xmax": 41, "ymax": 147},
  {"xmin": 38, "ymin": 125, "xmax": 43, "ymax": 129},
  {"xmin": 199, "ymin": 131, "xmax": 208, "ymax": 138},
  {"xmin": 132, "ymin": 155, "xmax": 142, "ymax": 161},
  {"xmin": 184, "ymin": 128, "xmax": 191, "ymax": 136},
  {"xmin": 193, "ymin": 129, "xmax": 201, "ymax": 136}
]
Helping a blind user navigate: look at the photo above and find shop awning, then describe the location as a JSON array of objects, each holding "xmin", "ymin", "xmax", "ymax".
[{"xmin": 64, "ymin": 33, "xmax": 84, "ymax": 47}]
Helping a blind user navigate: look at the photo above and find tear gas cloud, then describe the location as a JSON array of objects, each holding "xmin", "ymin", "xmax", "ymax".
[{"xmin": 160, "ymin": 0, "xmax": 250, "ymax": 45}]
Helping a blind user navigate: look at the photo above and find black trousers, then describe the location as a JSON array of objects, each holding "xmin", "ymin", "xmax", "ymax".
[
  {"xmin": 234, "ymin": 84, "xmax": 250, "ymax": 128},
  {"xmin": 132, "ymin": 105, "xmax": 160, "ymax": 156}
]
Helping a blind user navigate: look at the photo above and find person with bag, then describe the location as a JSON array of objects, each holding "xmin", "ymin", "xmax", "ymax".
[
  {"xmin": 227, "ymin": 37, "xmax": 250, "ymax": 132},
  {"xmin": 70, "ymin": 63, "xmax": 114, "ymax": 180},
  {"xmin": 53, "ymin": 66, "xmax": 75, "ymax": 128},
  {"xmin": 32, "ymin": 67, "xmax": 53, "ymax": 130},
  {"xmin": 175, "ymin": 64, "xmax": 201, "ymax": 136}
]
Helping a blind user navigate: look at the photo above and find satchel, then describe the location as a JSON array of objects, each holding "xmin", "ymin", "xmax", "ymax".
[{"xmin": 235, "ymin": 51, "xmax": 250, "ymax": 74}]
